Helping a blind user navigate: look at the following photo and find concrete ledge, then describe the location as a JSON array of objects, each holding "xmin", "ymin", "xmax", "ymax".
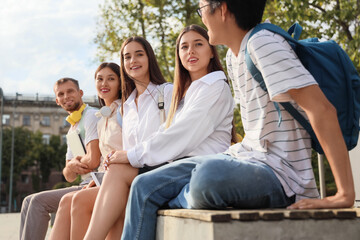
[{"xmin": 156, "ymin": 208, "xmax": 360, "ymax": 240}]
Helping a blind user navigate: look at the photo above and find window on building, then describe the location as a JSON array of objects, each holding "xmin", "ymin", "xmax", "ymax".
[
  {"xmin": 23, "ymin": 115, "xmax": 31, "ymax": 126},
  {"xmin": 42, "ymin": 134, "xmax": 51, "ymax": 145},
  {"xmin": 41, "ymin": 116, "xmax": 51, "ymax": 126},
  {"xmin": 2, "ymin": 114, "xmax": 10, "ymax": 125}
]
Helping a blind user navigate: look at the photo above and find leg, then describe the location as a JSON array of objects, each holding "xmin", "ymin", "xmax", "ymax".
[
  {"xmin": 84, "ymin": 164, "xmax": 138, "ymax": 240},
  {"xmin": 48, "ymin": 191, "xmax": 78, "ymax": 240},
  {"xmin": 105, "ymin": 210, "xmax": 125, "ymax": 240},
  {"xmin": 20, "ymin": 194, "xmax": 32, "ymax": 240},
  {"xmin": 20, "ymin": 186, "xmax": 82, "ymax": 240},
  {"xmin": 121, "ymin": 157, "xmax": 203, "ymax": 240},
  {"xmin": 186, "ymin": 156, "xmax": 294, "ymax": 209},
  {"xmin": 70, "ymin": 187, "xmax": 99, "ymax": 240}
]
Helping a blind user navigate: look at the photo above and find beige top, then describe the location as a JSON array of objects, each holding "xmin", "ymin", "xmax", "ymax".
[{"xmin": 96, "ymin": 99, "xmax": 123, "ymax": 172}]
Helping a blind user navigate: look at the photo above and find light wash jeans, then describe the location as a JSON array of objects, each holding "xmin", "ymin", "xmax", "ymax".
[{"xmin": 121, "ymin": 154, "xmax": 295, "ymax": 240}]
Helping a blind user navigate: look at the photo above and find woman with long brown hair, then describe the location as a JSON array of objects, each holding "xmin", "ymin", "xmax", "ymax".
[
  {"xmin": 84, "ymin": 24, "xmax": 235, "ymax": 240},
  {"xmin": 51, "ymin": 37, "xmax": 173, "ymax": 239}
]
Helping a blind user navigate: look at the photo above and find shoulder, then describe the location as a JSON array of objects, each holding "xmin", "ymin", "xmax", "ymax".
[
  {"xmin": 197, "ymin": 71, "xmax": 227, "ymax": 86},
  {"xmin": 83, "ymin": 106, "xmax": 99, "ymax": 124},
  {"xmin": 248, "ymin": 29, "xmax": 290, "ymax": 52}
]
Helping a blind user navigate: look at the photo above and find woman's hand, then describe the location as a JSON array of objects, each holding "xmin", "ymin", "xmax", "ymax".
[
  {"xmin": 104, "ymin": 150, "xmax": 129, "ymax": 170},
  {"xmin": 81, "ymin": 180, "xmax": 96, "ymax": 189}
]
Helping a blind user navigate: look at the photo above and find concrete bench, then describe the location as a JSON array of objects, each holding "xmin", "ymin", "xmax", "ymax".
[{"xmin": 156, "ymin": 208, "xmax": 360, "ymax": 240}]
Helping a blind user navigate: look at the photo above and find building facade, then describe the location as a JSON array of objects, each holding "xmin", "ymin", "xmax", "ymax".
[{"xmin": 0, "ymin": 93, "xmax": 99, "ymax": 212}]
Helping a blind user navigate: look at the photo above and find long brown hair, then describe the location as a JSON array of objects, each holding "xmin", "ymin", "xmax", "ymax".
[
  {"xmin": 120, "ymin": 36, "xmax": 166, "ymax": 113},
  {"xmin": 165, "ymin": 24, "xmax": 237, "ymax": 143},
  {"xmin": 94, "ymin": 62, "xmax": 121, "ymax": 107}
]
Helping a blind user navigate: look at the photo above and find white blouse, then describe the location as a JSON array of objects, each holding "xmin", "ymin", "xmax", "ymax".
[
  {"xmin": 122, "ymin": 82, "xmax": 173, "ymax": 151},
  {"xmin": 127, "ymin": 71, "xmax": 235, "ymax": 167}
]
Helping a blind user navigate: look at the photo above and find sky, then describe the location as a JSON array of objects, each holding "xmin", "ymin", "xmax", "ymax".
[{"xmin": 0, "ymin": 0, "xmax": 116, "ymax": 98}]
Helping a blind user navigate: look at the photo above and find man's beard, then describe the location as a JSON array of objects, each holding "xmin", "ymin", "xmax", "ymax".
[{"xmin": 65, "ymin": 101, "xmax": 81, "ymax": 112}]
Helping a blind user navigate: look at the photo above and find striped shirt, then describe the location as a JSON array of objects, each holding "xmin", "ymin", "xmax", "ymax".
[{"xmin": 226, "ymin": 29, "xmax": 320, "ymax": 201}]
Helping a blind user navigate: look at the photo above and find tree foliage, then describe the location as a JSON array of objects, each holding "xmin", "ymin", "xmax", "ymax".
[
  {"xmin": 94, "ymin": 0, "xmax": 202, "ymax": 81},
  {"xmin": 95, "ymin": 0, "xmax": 359, "ymax": 77},
  {"xmin": 264, "ymin": 0, "xmax": 360, "ymax": 71},
  {"xmin": 1, "ymin": 127, "xmax": 67, "ymax": 197}
]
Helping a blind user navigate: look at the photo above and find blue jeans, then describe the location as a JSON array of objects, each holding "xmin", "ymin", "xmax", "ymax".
[{"xmin": 121, "ymin": 154, "xmax": 295, "ymax": 240}]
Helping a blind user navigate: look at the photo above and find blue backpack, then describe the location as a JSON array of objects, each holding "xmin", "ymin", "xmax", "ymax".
[{"xmin": 245, "ymin": 22, "xmax": 360, "ymax": 154}]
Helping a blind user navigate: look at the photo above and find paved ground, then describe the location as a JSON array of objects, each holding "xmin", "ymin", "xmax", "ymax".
[{"xmin": 0, "ymin": 213, "xmax": 51, "ymax": 239}]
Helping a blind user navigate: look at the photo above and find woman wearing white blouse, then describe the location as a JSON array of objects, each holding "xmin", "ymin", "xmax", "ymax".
[
  {"xmin": 80, "ymin": 37, "xmax": 172, "ymax": 240},
  {"xmin": 84, "ymin": 25, "xmax": 235, "ymax": 240}
]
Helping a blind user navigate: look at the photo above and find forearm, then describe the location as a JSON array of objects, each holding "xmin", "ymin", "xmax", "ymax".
[
  {"xmin": 81, "ymin": 139, "xmax": 100, "ymax": 170},
  {"xmin": 80, "ymin": 155, "xmax": 98, "ymax": 170},
  {"xmin": 308, "ymin": 104, "xmax": 355, "ymax": 203},
  {"xmin": 63, "ymin": 166, "xmax": 78, "ymax": 183}
]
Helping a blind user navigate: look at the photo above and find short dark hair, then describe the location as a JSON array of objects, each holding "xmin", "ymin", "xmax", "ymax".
[
  {"xmin": 207, "ymin": 0, "xmax": 267, "ymax": 30},
  {"xmin": 95, "ymin": 62, "xmax": 121, "ymax": 106},
  {"xmin": 54, "ymin": 78, "xmax": 80, "ymax": 90}
]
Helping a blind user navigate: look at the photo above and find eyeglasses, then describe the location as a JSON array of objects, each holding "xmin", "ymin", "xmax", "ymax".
[
  {"xmin": 196, "ymin": 2, "xmax": 220, "ymax": 18},
  {"xmin": 196, "ymin": 3, "xmax": 212, "ymax": 18}
]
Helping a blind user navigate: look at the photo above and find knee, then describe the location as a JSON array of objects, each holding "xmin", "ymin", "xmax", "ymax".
[
  {"xmin": 22, "ymin": 194, "xmax": 33, "ymax": 207},
  {"xmin": 129, "ymin": 174, "xmax": 152, "ymax": 197},
  {"xmin": 105, "ymin": 164, "xmax": 137, "ymax": 186},
  {"xmin": 71, "ymin": 191, "xmax": 89, "ymax": 215},
  {"xmin": 58, "ymin": 194, "xmax": 73, "ymax": 212},
  {"xmin": 191, "ymin": 159, "xmax": 231, "ymax": 190},
  {"xmin": 131, "ymin": 174, "xmax": 147, "ymax": 190},
  {"xmin": 189, "ymin": 159, "xmax": 239, "ymax": 208}
]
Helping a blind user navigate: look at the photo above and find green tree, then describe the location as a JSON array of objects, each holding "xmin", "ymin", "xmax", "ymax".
[
  {"xmin": 95, "ymin": 0, "xmax": 202, "ymax": 81},
  {"xmin": 1, "ymin": 127, "xmax": 34, "ymax": 201},
  {"xmin": 264, "ymin": 0, "xmax": 359, "ymax": 71},
  {"xmin": 1, "ymin": 128, "xmax": 67, "ymax": 196},
  {"xmin": 29, "ymin": 132, "xmax": 67, "ymax": 188}
]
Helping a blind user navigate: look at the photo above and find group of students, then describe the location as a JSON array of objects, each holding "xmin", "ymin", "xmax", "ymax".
[{"xmin": 20, "ymin": 0, "xmax": 355, "ymax": 240}]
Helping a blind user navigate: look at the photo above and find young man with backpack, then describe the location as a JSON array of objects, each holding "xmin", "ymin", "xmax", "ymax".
[
  {"xmin": 20, "ymin": 78, "xmax": 101, "ymax": 240},
  {"xmin": 120, "ymin": 1, "xmax": 356, "ymax": 239}
]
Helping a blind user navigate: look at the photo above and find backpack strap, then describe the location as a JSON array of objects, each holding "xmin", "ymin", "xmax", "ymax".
[
  {"xmin": 158, "ymin": 83, "xmax": 170, "ymax": 124},
  {"xmin": 244, "ymin": 23, "xmax": 323, "ymax": 152}
]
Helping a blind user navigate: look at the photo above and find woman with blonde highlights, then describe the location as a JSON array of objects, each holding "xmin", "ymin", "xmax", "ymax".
[{"xmin": 85, "ymin": 25, "xmax": 235, "ymax": 240}]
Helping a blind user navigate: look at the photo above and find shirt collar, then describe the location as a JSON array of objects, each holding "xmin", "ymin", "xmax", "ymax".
[
  {"xmin": 195, "ymin": 71, "xmax": 227, "ymax": 85},
  {"xmin": 124, "ymin": 82, "xmax": 157, "ymax": 106}
]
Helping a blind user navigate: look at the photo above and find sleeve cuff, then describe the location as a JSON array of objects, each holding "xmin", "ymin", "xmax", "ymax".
[{"xmin": 127, "ymin": 148, "xmax": 143, "ymax": 168}]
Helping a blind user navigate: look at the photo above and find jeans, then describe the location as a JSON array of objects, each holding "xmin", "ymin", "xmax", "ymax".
[{"xmin": 121, "ymin": 154, "xmax": 295, "ymax": 240}]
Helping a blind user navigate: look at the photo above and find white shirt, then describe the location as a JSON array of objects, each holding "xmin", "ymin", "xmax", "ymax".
[
  {"xmin": 122, "ymin": 82, "xmax": 173, "ymax": 151},
  {"xmin": 65, "ymin": 105, "xmax": 99, "ymax": 182},
  {"xmin": 66, "ymin": 105, "xmax": 99, "ymax": 160},
  {"xmin": 127, "ymin": 71, "xmax": 234, "ymax": 167},
  {"xmin": 226, "ymin": 29, "xmax": 319, "ymax": 200}
]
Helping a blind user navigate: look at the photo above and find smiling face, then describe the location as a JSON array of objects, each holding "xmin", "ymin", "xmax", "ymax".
[
  {"xmin": 54, "ymin": 81, "xmax": 83, "ymax": 113},
  {"xmin": 178, "ymin": 30, "xmax": 214, "ymax": 81},
  {"xmin": 198, "ymin": 0, "xmax": 224, "ymax": 46},
  {"xmin": 123, "ymin": 41, "xmax": 150, "ymax": 85},
  {"xmin": 95, "ymin": 67, "xmax": 120, "ymax": 106}
]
